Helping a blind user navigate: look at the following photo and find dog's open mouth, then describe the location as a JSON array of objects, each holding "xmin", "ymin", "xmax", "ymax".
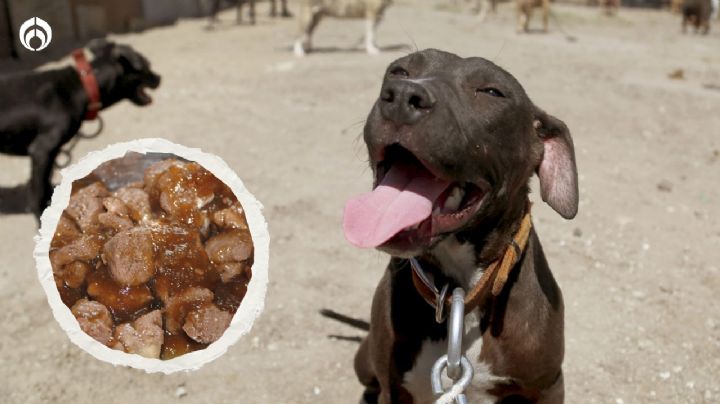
[
  {"xmin": 135, "ymin": 76, "xmax": 161, "ymax": 105},
  {"xmin": 343, "ymin": 145, "xmax": 487, "ymax": 250},
  {"xmin": 136, "ymin": 86, "xmax": 153, "ymax": 104}
]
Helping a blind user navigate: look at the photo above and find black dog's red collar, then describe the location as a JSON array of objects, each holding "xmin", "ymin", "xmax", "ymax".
[{"xmin": 72, "ymin": 49, "xmax": 101, "ymax": 121}]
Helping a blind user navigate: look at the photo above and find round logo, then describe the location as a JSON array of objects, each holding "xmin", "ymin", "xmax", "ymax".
[{"xmin": 19, "ymin": 17, "xmax": 53, "ymax": 52}]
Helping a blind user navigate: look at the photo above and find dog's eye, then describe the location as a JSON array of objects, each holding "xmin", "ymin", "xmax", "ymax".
[
  {"xmin": 476, "ymin": 88, "xmax": 505, "ymax": 98},
  {"xmin": 389, "ymin": 66, "xmax": 409, "ymax": 78}
]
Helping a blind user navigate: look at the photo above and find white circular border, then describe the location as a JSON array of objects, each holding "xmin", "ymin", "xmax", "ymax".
[{"xmin": 33, "ymin": 138, "xmax": 269, "ymax": 374}]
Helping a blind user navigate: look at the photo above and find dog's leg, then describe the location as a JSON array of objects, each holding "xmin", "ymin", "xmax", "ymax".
[
  {"xmin": 281, "ymin": 0, "xmax": 292, "ymax": 17},
  {"xmin": 208, "ymin": 0, "xmax": 221, "ymax": 26},
  {"xmin": 355, "ymin": 338, "xmax": 381, "ymax": 404},
  {"xmin": 701, "ymin": 19, "xmax": 710, "ymax": 34},
  {"xmin": 536, "ymin": 372, "xmax": 565, "ymax": 404},
  {"xmin": 542, "ymin": 0, "xmax": 550, "ymax": 32},
  {"xmin": 270, "ymin": 0, "xmax": 277, "ymax": 16},
  {"xmin": 0, "ymin": 184, "xmax": 31, "ymax": 214},
  {"xmin": 516, "ymin": 2, "xmax": 527, "ymax": 33},
  {"xmin": 28, "ymin": 132, "xmax": 62, "ymax": 219},
  {"xmin": 365, "ymin": 18, "xmax": 381, "ymax": 55},
  {"xmin": 365, "ymin": 7, "xmax": 386, "ymax": 56},
  {"xmin": 294, "ymin": 6, "xmax": 322, "ymax": 57},
  {"xmin": 524, "ymin": 6, "xmax": 532, "ymax": 32},
  {"xmin": 236, "ymin": 1, "xmax": 244, "ymax": 24},
  {"xmin": 477, "ymin": 0, "xmax": 490, "ymax": 22},
  {"xmin": 249, "ymin": 0, "xmax": 256, "ymax": 24}
]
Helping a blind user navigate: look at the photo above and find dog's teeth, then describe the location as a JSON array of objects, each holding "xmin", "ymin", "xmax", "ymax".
[{"xmin": 443, "ymin": 186, "xmax": 464, "ymax": 212}]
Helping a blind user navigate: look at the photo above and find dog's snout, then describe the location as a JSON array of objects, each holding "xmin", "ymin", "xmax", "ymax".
[{"xmin": 379, "ymin": 81, "xmax": 435, "ymax": 125}]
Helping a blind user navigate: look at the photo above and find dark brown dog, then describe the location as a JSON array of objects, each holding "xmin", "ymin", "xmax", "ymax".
[
  {"xmin": 207, "ymin": 0, "xmax": 291, "ymax": 26},
  {"xmin": 343, "ymin": 49, "xmax": 578, "ymax": 403},
  {"xmin": 682, "ymin": 0, "xmax": 712, "ymax": 34}
]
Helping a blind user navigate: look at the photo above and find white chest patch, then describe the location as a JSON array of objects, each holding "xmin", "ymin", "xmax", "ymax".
[
  {"xmin": 431, "ymin": 236, "xmax": 480, "ymax": 289},
  {"xmin": 402, "ymin": 313, "xmax": 509, "ymax": 404}
]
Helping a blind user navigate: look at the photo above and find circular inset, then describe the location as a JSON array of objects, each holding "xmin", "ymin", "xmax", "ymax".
[{"xmin": 34, "ymin": 138, "xmax": 269, "ymax": 373}]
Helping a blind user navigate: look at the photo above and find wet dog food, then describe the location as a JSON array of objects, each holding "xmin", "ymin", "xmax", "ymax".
[{"xmin": 50, "ymin": 158, "xmax": 253, "ymax": 359}]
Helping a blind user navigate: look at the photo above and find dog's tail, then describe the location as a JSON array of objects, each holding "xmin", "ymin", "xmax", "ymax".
[{"xmin": 319, "ymin": 309, "xmax": 370, "ymax": 332}]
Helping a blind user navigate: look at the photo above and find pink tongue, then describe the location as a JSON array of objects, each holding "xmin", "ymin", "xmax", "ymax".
[{"xmin": 343, "ymin": 163, "xmax": 451, "ymax": 248}]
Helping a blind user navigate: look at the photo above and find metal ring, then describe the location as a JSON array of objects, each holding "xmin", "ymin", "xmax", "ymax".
[
  {"xmin": 510, "ymin": 239, "xmax": 521, "ymax": 257},
  {"xmin": 78, "ymin": 116, "xmax": 103, "ymax": 139},
  {"xmin": 435, "ymin": 283, "xmax": 449, "ymax": 323},
  {"xmin": 431, "ymin": 355, "xmax": 475, "ymax": 396},
  {"xmin": 447, "ymin": 287, "xmax": 466, "ymax": 380},
  {"xmin": 55, "ymin": 149, "xmax": 72, "ymax": 169},
  {"xmin": 411, "ymin": 257, "xmax": 439, "ymax": 295}
]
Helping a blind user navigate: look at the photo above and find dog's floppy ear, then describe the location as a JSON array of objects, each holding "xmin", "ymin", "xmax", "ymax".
[
  {"xmin": 533, "ymin": 107, "xmax": 578, "ymax": 219},
  {"xmin": 87, "ymin": 38, "xmax": 115, "ymax": 57},
  {"xmin": 113, "ymin": 45, "xmax": 145, "ymax": 71}
]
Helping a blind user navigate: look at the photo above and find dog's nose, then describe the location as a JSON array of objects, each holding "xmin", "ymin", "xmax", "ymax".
[{"xmin": 379, "ymin": 80, "xmax": 435, "ymax": 125}]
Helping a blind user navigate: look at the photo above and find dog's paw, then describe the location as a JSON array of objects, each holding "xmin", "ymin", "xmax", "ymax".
[
  {"xmin": 366, "ymin": 45, "xmax": 381, "ymax": 55},
  {"xmin": 293, "ymin": 41, "xmax": 307, "ymax": 57}
]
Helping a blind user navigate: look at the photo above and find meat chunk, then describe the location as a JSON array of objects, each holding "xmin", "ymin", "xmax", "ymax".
[
  {"xmin": 102, "ymin": 227, "xmax": 155, "ymax": 286},
  {"xmin": 205, "ymin": 230, "xmax": 252, "ymax": 263},
  {"xmin": 151, "ymin": 224, "xmax": 215, "ymax": 300},
  {"xmin": 114, "ymin": 186, "xmax": 151, "ymax": 222},
  {"xmin": 182, "ymin": 304, "xmax": 233, "ymax": 344},
  {"xmin": 51, "ymin": 214, "xmax": 81, "ymax": 248},
  {"xmin": 65, "ymin": 182, "xmax": 108, "ymax": 232},
  {"xmin": 205, "ymin": 230, "xmax": 253, "ymax": 282},
  {"xmin": 57, "ymin": 261, "xmax": 91, "ymax": 288},
  {"xmin": 71, "ymin": 299, "xmax": 113, "ymax": 345},
  {"xmin": 99, "ymin": 197, "xmax": 133, "ymax": 231},
  {"xmin": 211, "ymin": 205, "xmax": 248, "ymax": 230},
  {"xmin": 151, "ymin": 162, "xmax": 216, "ymax": 230},
  {"xmin": 98, "ymin": 212, "xmax": 133, "ymax": 232},
  {"xmin": 103, "ymin": 197, "xmax": 129, "ymax": 217},
  {"xmin": 112, "ymin": 310, "xmax": 163, "ymax": 358},
  {"xmin": 163, "ymin": 287, "xmax": 214, "ymax": 334},
  {"xmin": 49, "ymin": 234, "xmax": 103, "ymax": 268},
  {"xmin": 215, "ymin": 262, "xmax": 250, "ymax": 284},
  {"xmin": 143, "ymin": 159, "xmax": 183, "ymax": 191}
]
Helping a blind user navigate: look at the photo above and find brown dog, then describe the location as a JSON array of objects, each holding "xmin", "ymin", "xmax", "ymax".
[
  {"xmin": 516, "ymin": 0, "xmax": 550, "ymax": 33},
  {"xmin": 682, "ymin": 0, "xmax": 712, "ymax": 34},
  {"xmin": 343, "ymin": 49, "xmax": 577, "ymax": 403},
  {"xmin": 601, "ymin": 0, "xmax": 620, "ymax": 16},
  {"xmin": 293, "ymin": 0, "xmax": 393, "ymax": 56}
]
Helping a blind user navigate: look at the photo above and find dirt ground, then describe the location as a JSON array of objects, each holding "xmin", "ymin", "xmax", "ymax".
[{"xmin": 1, "ymin": 0, "xmax": 719, "ymax": 402}]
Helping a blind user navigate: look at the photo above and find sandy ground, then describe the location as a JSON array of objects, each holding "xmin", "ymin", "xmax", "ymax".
[{"xmin": 1, "ymin": 0, "xmax": 719, "ymax": 402}]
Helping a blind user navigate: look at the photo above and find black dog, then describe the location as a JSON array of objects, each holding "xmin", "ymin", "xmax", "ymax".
[
  {"xmin": 208, "ymin": 0, "xmax": 291, "ymax": 26},
  {"xmin": 343, "ymin": 49, "xmax": 577, "ymax": 402},
  {"xmin": 0, "ymin": 39, "xmax": 160, "ymax": 218}
]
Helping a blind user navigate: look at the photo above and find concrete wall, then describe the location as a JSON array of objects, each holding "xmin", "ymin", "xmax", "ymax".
[{"xmin": 0, "ymin": 0, "xmax": 15, "ymax": 59}]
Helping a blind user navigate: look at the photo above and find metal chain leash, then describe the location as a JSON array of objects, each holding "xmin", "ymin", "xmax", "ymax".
[
  {"xmin": 55, "ymin": 117, "xmax": 104, "ymax": 169},
  {"xmin": 431, "ymin": 287, "xmax": 474, "ymax": 404}
]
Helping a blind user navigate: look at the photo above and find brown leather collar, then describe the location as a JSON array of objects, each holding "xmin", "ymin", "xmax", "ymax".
[
  {"xmin": 72, "ymin": 49, "xmax": 101, "ymax": 121},
  {"xmin": 411, "ymin": 204, "xmax": 533, "ymax": 317}
]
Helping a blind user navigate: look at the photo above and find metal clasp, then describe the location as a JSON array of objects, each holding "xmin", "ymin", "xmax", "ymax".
[{"xmin": 431, "ymin": 287, "xmax": 474, "ymax": 404}]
